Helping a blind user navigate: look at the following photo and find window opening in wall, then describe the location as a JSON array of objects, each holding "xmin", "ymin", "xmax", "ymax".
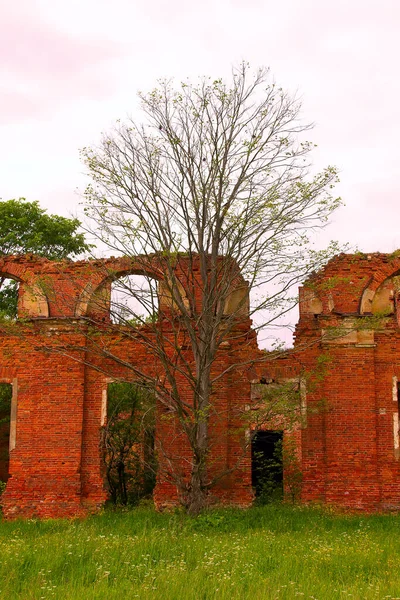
[
  {"xmin": 102, "ymin": 381, "xmax": 156, "ymax": 505},
  {"xmin": 0, "ymin": 277, "xmax": 19, "ymax": 320},
  {"xmin": 110, "ymin": 274, "xmax": 159, "ymax": 326},
  {"xmin": 251, "ymin": 430, "xmax": 283, "ymax": 504},
  {"xmin": 0, "ymin": 383, "xmax": 12, "ymax": 486}
]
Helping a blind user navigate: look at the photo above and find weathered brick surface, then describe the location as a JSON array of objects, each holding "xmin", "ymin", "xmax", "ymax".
[
  {"xmin": 0, "ymin": 255, "xmax": 255, "ymax": 518},
  {"xmin": 2, "ymin": 251, "xmax": 400, "ymax": 517},
  {"xmin": 292, "ymin": 252, "xmax": 400, "ymax": 510}
]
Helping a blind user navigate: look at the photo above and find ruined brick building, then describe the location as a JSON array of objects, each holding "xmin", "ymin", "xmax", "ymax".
[{"xmin": 1, "ymin": 251, "xmax": 400, "ymax": 518}]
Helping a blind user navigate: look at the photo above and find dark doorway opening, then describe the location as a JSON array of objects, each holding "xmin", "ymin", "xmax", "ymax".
[
  {"xmin": 0, "ymin": 383, "xmax": 12, "ymax": 484},
  {"xmin": 252, "ymin": 430, "xmax": 283, "ymax": 502}
]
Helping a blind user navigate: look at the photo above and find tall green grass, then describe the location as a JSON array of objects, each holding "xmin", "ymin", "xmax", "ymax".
[{"xmin": 1, "ymin": 504, "xmax": 400, "ymax": 599}]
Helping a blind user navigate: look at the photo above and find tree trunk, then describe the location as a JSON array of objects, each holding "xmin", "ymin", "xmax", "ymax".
[
  {"xmin": 186, "ymin": 462, "xmax": 208, "ymax": 516},
  {"xmin": 185, "ymin": 366, "xmax": 211, "ymax": 515}
]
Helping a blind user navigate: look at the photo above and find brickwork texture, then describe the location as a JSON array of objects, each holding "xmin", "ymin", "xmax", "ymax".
[{"xmin": 1, "ymin": 251, "xmax": 400, "ymax": 517}]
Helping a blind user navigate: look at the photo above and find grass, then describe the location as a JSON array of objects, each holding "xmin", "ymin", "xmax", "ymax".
[{"xmin": 1, "ymin": 503, "xmax": 400, "ymax": 599}]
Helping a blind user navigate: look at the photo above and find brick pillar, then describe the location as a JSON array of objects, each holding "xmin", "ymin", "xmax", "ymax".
[
  {"xmin": 2, "ymin": 328, "xmax": 87, "ymax": 519},
  {"xmin": 323, "ymin": 346, "xmax": 379, "ymax": 509}
]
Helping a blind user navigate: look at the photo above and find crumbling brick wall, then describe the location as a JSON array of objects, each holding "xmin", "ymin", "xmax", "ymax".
[
  {"xmin": 292, "ymin": 252, "xmax": 400, "ymax": 510},
  {"xmin": 247, "ymin": 252, "xmax": 400, "ymax": 511},
  {"xmin": 2, "ymin": 251, "xmax": 400, "ymax": 518},
  {"xmin": 0, "ymin": 254, "xmax": 256, "ymax": 518}
]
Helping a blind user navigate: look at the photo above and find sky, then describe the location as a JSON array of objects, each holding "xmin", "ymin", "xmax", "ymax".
[{"xmin": 1, "ymin": 0, "xmax": 400, "ymax": 256}]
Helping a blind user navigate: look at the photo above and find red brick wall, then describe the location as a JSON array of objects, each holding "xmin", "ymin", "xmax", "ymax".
[
  {"xmin": 0, "ymin": 255, "xmax": 255, "ymax": 518},
  {"xmin": 3, "ymin": 251, "xmax": 400, "ymax": 518},
  {"xmin": 293, "ymin": 253, "xmax": 400, "ymax": 510}
]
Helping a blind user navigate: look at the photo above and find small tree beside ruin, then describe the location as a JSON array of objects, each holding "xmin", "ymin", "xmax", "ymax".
[{"xmin": 81, "ymin": 64, "xmax": 342, "ymax": 514}]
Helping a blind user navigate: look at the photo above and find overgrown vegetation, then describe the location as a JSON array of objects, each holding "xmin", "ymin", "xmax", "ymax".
[
  {"xmin": 252, "ymin": 436, "xmax": 302, "ymax": 505},
  {"xmin": 252, "ymin": 437, "xmax": 284, "ymax": 504},
  {"xmin": 102, "ymin": 382, "xmax": 156, "ymax": 506},
  {"xmin": 1, "ymin": 504, "xmax": 400, "ymax": 599},
  {"xmin": 0, "ymin": 383, "xmax": 12, "ymax": 485}
]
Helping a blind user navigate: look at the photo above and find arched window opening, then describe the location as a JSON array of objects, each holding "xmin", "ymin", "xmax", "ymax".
[
  {"xmin": 0, "ymin": 276, "xmax": 20, "ymax": 320},
  {"xmin": 102, "ymin": 381, "xmax": 156, "ymax": 505},
  {"xmin": 110, "ymin": 274, "xmax": 159, "ymax": 326},
  {"xmin": 0, "ymin": 382, "xmax": 13, "ymax": 487}
]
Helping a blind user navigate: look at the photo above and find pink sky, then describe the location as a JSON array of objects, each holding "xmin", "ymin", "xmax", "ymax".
[{"xmin": 1, "ymin": 0, "xmax": 400, "ymax": 256}]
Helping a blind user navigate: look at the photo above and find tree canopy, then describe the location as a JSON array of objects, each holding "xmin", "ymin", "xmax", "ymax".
[{"xmin": 0, "ymin": 198, "xmax": 89, "ymax": 259}]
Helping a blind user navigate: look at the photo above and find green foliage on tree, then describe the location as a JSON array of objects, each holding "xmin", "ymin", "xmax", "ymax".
[
  {"xmin": 103, "ymin": 382, "xmax": 156, "ymax": 505},
  {"xmin": 0, "ymin": 282, "xmax": 18, "ymax": 321},
  {"xmin": 0, "ymin": 198, "xmax": 91, "ymax": 319},
  {"xmin": 0, "ymin": 198, "xmax": 89, "ymax": 258}
]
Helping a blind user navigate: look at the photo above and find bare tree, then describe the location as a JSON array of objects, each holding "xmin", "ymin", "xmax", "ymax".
[{"xmin": 81, "ymin": 64, "xmax": 342, "ymax": 514}]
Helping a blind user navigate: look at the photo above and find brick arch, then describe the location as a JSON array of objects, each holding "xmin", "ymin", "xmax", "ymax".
[
  {"xmin": 75, "ymin": 256, "xmax": 178, "ymax": 319},
  {"xmin": 0, "ymin": 256, "xmax": 50, "ymax": 318},
  {"xmin": 360, "ymin": 257, "xmax": 400, "ymax": 314},
  {"xmin": 75, "ymin": 254, "xmax": 253, "ymax": 319},
  {"xmin": 0, "ymin": 265, "xmax": 23, "ymax": 283}
]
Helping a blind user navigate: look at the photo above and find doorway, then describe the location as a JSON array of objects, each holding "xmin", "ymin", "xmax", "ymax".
[{"xmin": 251, "ymin": 430, "xmax": 283, "ymax": 502}]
